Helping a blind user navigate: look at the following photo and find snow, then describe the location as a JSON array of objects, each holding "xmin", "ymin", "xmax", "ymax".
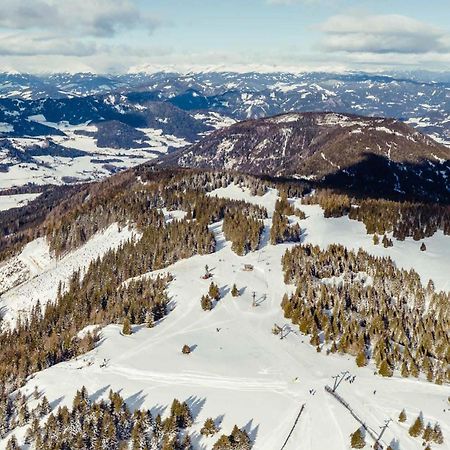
[
  {"xmin": 1, "ymin": 185, "xmax": 449, "ymax": 449},
  {"xmin": 0, "ymin": 223, "xmax": 139, "ymax": 327},
  {"xmin": 315, "ymin": 113, "xmax": 372, "ymax": 128},
  {"xmin": 0, "ymin": 118, "xmax": 191, "ymax": 190},
  {"xmin": 0, "ymin": 122, "xmax": 14, "ymax": 133},
  {"xmin": 161, "ymin": 208, "xmax": 188, "ymax": 223},
  {"xmin": 297, "ymin": 205, "xmax": 450, "ymax": 292},
  {"xmin": 0, "ymin": 193, "xmax": 40, "ymax": 211},
  {"xmin": 193, "ymin": 112, "xmax": 236, "ymax": 130},
  {"xmin": 268, "ymin": 113, "xmax": 303, "ymax": 124},
  {"xmin": 207, "ymin": 184, "xmax": 450, "ymax": 291}
]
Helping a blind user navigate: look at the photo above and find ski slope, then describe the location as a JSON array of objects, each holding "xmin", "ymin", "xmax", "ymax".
[{"xmin": 1, "ymin": 185, "xmax": 449, "ymax": 449}]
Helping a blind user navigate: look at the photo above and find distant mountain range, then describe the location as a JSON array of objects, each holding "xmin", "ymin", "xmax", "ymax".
[
  {"xmin": 160, "ymin": 112, "xmax": 450, "ymax": 203},
  {"xmin": 0, "ymin": 71, "xmax": 449, "ymax": 190},
  {"xmin": 0, "ymin": 71, "xmax": 449, "ymax": 145}
]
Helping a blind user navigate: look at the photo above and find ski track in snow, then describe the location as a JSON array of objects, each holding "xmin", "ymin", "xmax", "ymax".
[{"xmin": 1, "ymin": 183, "xmax": 449, "ymax": 450}]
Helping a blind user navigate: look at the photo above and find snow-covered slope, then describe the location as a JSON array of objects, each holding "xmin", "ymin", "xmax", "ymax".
[
  {"xmin": 0, "ymin": 193, "xmax": 41, "ymax": 211},
  {"xmin": 2, "ymin": 185, "xmax": 448, "ymax": 450},
  {"xmin": 0, "ymin": 223, "xmax": 138, "ymax": 327}
]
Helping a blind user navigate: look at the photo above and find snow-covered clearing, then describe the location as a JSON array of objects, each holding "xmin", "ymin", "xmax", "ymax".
[
  {"xmin": 0, "ymin": 193, "xmax": 40, "ymax": 211},
  {"xmin": 0, "ymin": 223, "xmax": 138, "ymax": 327},
  {"xmin": 2, "ymin": 184, "xmax": 448, "ymax": 449},
  {"xmin": 208, "ymin": 184, "xmax": 449, "ymax": 291}
]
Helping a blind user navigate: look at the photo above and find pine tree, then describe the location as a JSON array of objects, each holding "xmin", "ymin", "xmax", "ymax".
[
  {"xmin": 180, "ymin": 433, "xmax": 193, "ymax": 450},
  {"xmin": 373, "ymin": 234, "xmax": 380, "ymax": 245},
  {"xmin": 201, "ymin": 417, "xmax": 219, "ymax": 436},
  {"xmin": 350, "ymin": 427, "xmax": 365, "ymax": 448},
  {"xmin": 400, "ymin": 361, "xmax": 409, "ymax": 378},
  {"xmin": 209, "ymin": 282, "xmax": 220, "ymax": 301},
  {"xmin": 423, "ymin": 423, "xmax": 434, "ymax": 442},
  {"xmin": 230, "ymin": 425, "xmax": 251, "ymax": 449},
  {"xmin": 182, "ymin": 345, "xmax": 191, "ymax": 354},
  {"xmin": 123, "ymin": 317, "xmax": 132, "ymax": 335},
  {"xmin": 201, "ymin": 295, "xmax": 213, "ymax": 311},
  {"xmin": 409, "ymin": 414, "xmax": 423, "ymax": 437},
  {"xmin": 433, "ymin": 423, "xmax": 444, "ymax": 444},
  {"xmin": 420, "ymin": 242, "xmax": 427, "ymax": 251},
  {"xmin": 212, "ymin": 435, "xmax": 232, "ymax": 449},
  {"xmin": 231, "ymin": 284, "xmax": 240, "ymax": 297},
  {"xmin": 378, "ymin": 359, "xmax": 393, "ymax": 377},
  {"xmin": 398, "ymin": 409, "xmax": 406, "ymax": 423},
  {"xmin": 39, "ymin": 396, "xmax": 51, "ymax": 417},
  {"xmin": 6, "ymin": 435, "xmax": 19, "ymax": 450},
  {"xmin": 33, "ymin": 385, "xmax": 40, "ymax": 400},
  {"xmin": 356, "ymin": 350, "xmax": 367, "ymax": 367}
]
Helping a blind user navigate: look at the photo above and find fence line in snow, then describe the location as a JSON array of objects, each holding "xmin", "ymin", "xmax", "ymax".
[
  {"xmin": 324, "ymin": 385, "xmax": 379, "ymax": 443},
  {"xmin": 280, "ymin": 403, "xmax": 306, "ymax": 450}
]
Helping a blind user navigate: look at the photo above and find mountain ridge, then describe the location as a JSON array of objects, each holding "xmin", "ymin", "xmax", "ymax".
[{"xmin": 158, "ymin": 111, "xmax": 450, "ymax": 203}]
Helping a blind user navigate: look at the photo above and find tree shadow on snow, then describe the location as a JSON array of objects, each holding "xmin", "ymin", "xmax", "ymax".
[
  {"xmin": 89, "ymin": 385, "xmax": 110, "ymax": 403},
  {"xmin": 258, "ymin": 225, "xmax": 271, "ymax": 249},
  {"xmin": 50, "ymin": 396, "xmax": 64, "ymax": 411},
  {"xmin": 215, "ymin": 414, "xmax": 225, "ymax": 428},
  {"xmin": 243, "ymin": 419, "xmax": 259, "ymax": 443},
  {"xmin": 299, "ymin": 228, "xmax": 308, "ymax": 244},
  {"xmin": 185, "ymin": 395, "xmax": 206, "ymax": 420},
  {"xmin": 220, "ymin": 284, "xmax": 230, "ymax": 298},
  {"xmin": 125, "ymin": 390, "xmax": 147, "ymax": 411},
  {"xmin": 189, "ymin": 430, "xmax": 208, "ymax": 450},
  {"xmin": 389, "ymin": 438, "xmax": 400, "ymax": 450},
  {"xmin": 150, "ymin": 403, "xmax": 167, "ymax": 418}
]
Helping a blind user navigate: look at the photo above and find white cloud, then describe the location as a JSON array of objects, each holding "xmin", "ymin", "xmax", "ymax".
[
  {"xmin": 0, "ymin": 0, "xmax": 160, "ymax": 37},
  {"xmin": 319, "ymin": 14, "xmax": 450, "ymax": 54},
  {"xmin": 0, "ymin": 33, "xmax": 98, "ymax": 56}
]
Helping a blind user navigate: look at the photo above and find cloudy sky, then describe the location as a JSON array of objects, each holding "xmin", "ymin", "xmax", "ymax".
[{"xmin": 1, "ymin": 0, "xmax": 449, "ymax": 73}]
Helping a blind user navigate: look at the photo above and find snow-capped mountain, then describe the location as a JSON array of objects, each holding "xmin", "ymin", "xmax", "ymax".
[
  {"xmin": 1, "ymin": 71, "xmax": 449, "ymax": 145},
  {"xmin": 160, "ymin": 112, "xmax": 450, "ymax": 203}
]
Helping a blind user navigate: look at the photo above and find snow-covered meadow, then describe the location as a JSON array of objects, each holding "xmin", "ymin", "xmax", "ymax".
[{"xmin": 0, "ymin": 193, "xmax": 41, "ymax": 211}]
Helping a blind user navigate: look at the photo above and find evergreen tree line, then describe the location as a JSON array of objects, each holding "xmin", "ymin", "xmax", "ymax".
[
  {"xmin": 0, "ymin": 168, "xmax": 307, "ymax": 263},
  {"xmin": 0, "ymin": 388, "xmax": 51, "ymax": 439},
  {"xmin": 4, "ymin": 387, "xmax": 252, "ymax": 450},
  {"xmin": 270, "ymin": 194, "xmax": 303, "ymax": 245},
  {"xmin": 223, "ymin": 211, "xmax": 264, "ymax": 255},
  {"xmin": 399, "ymin": 409, "xmax": 444, "ymax": 444},
  {"xmin": 303, "ymin": 190, "xmax": 449, "ymax": 240},
  {"xmin": 281, "ymin": 244, "xmax": 449, "ymax": 383},
  {"xmin": 0, "ymin": 184, "xmax": 83, "ymax": 263},
  {"xmin": 45, "ymin": 172, "xmax": 267, "ymax": 257}
]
